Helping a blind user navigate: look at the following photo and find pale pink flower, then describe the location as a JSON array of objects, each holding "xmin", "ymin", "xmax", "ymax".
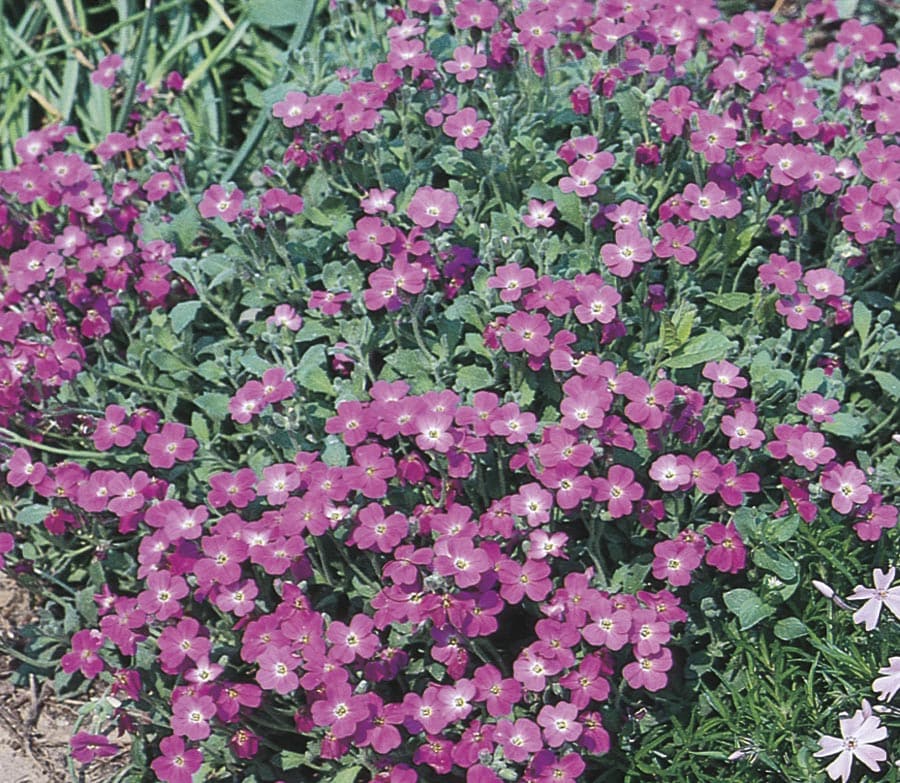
[
  {"xmin": 814, "ymin": 704, "xmax": 887, "ymax": 783},
  {"xmin": 847, "ymin": 567, "xmax": 900, "ymax": 630},
  {"xmin": 873, "ymin": 657, "xmax": 900, "ymax": 702}
]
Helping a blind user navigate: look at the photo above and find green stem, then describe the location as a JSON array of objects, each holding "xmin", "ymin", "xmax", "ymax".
[
  {"xmin": 114, "ymin": 0, "xmax": 155, "ymax": 133},
  {"xmin": 0, "ymin": 427, "xmax": 108, "ymax": 460}
]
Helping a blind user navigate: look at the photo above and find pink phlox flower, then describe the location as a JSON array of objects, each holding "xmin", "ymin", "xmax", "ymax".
[
  {"xmin": 797, "ymin": 392, "xmax": 840, "ymax": 423},
  {"xmin": 847, "ymin": 567, "xmax": 900, "ymax": 630},
  {"xmin": 758, "ymin": 252, "xmax": 802, "ymax": 294},
  {"xmin": 592, "ymin": 465, "xmax": 643, "ymax": 518},
  {"xmin": 61, "ymin": 629, "xmax": 106, "ymax": 678},
  {"xmin": 776, "ymin": 293, "xmax": 823, "ymax": 330},
  {"xmin": 653, "ymin": 221, "xmax": 696, "ymax": 264},
  {"xmin": 494, "ymin": 716, "xmax": 542, "ymax": 762},
  {"xmin": 716, "ymin": 461, "xmax": 760, "ymax": 506},
  {"xmin": 92, "ymin": 404, "xmax": 137, "ymax": 450},
  {"xmin": 814, "ymin": 703, "xmax": 887, "ymax": 783},
  {"xmin": 873, "ymin": 657, "xmax": 900, "ymax": 702},
  {"xmin": 91, "ymin": 53, "xmax": 123, "ymax": 88},
  {"xmin": 600, "ymin": 226, "xmax": 652, "ymax": 278}
]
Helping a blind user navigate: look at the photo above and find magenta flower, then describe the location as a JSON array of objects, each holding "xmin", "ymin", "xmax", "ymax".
[
  {"xmin": 311, "ymin": 681, "xmax": 369, "ymax": 738},
  {"xmin": 407, "ymin": 186, "xmax": 459, "ymax": 228},
  {"xmin": 653, "ymin": 222, "xmax": 696, "ymax": 265},
  {"xmin": 593, "ymin": 465, "xmax": 644, "ymax": 518},
  {"xmin": 272, "ymin": 90, "xmax": 309, "ymax": 127},
  {"xmin": 703, "ymin": 522, "xmax": 747, "ymax": 574},
  {"xmin": 776, "ymin": 294, "xmax": 823, "ymax": 330},
  {"xmin": 326, "ymin": 613, "xmax": 379, "ymax": 663},
  {"xmin": 847, "ymin": 567, "xmax": 900, "ymax": 631},
  {"xmin": 581, "ymin": 596, "xmax": 631, "ymax": 650},
  {"xmin": 473, "ymin": 663, "xmax": 522, "ymax": 717},
  {"xmin": 814, "ymin": 705, "xmax": 887, "ymax": 783},
  {"xmin": 347, "ymin": 216, "xmax": 394, "ymax": 263},
  {"xmin": 171, "ymin": 693, "xmax": 216, "ymax": 740},
  {"xmin": 151, "ymin": 735, "xmax": 203, "ymax": 783},
  {"xmin": 70, "ymin": 732, "xmax": 119, "ymax": 764},
  {"xmin": 443, "ymin": 107, "xmax": 491, "ymax": 150},
  {"xmin": 522, "ymin": 199, "xmax": 556, "ymax": 228},
  {"xmin": 487, "ymin": 262, "xmax": 537, "ymax": 303},
  {"xmin": 537, "ymin": 702, "xmax": 582, "ymax": 747},
  {"xmin": 573, "ymin": 284, "xmax": 621, "ymax": 324},
  {"xmin": 92, "ymin": 404, "xmax": 137, "ymax": 450},
  {"xmin": 651, "ymin": 539, "xmax": 702, "ymax": 586},
  {"xmin": 623, "ymin": 647, "xmax": 673, "ymax": 692},
  {"xmin": 61, "ymin": 629, "xmax": 106, "ymax": 679},
  {"xmin": 702, "ymin": 360, "xmax": 747, "ymax": 399},
  {"xmin": 600, "ymin": 227, "xmax": 652, "ymax": 278},
  {"xmin": 797, "ymin": 392, "xmax": 840, "ymax": 423},
  {"xmin": 5, "ymin": 447, "xmax": 47, "ymax": 487},
  {"xmin": 198, "ymin": 184, "xmax": 244, "ymax": 222},
  {"xmin": 821, "ymin": 462, "xmax": 872, "ymax": 514},
  {"xmin": 91, "ymin": 53, "xmax": 123, "ymax": 88},
  {"xmin": 649, "ymin": 454, "xmax": 692, "ymax": 492},
  {"xmin": 494, "ymin": 717, "xmax": 542, "ymax": 762},
  {"xmin": 137, "ymin": 569, "xmax": 189, "ymax": 620},
  {"xmin": 207, "ymin": 468, "xmax": 256, "ymax": 508},
  {"xmin": 144, "ymin": 422, "xmax": 197, "ymax": 469},
  {"xmin": 255, "ymin": 646, "xmax": 300, "ymax": 694},
  {"xmin": 720, "ymin": 409, "xmax": 765, "ymax": 450},
  {"xmin": 434, "ymin": 536, "xmax": 492, "ymax": 588}
]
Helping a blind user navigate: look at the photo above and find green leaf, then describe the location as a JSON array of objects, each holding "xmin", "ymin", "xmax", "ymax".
[
  {"xmin": 870, "ymin": 370, "xmax": 900, "ymax": 399},
  {"xmin": 753, "ymin": 546, "xmax": 797, "ymax": 581},
  {"xmin": 16, "ymin": 504, "xmax": 49, "ymax": 526},
  {"xmin": 191, "ymin": 412, "xmax": 210, "ymax": 442},
  {"xmin": 195, "ymin": 393, "xmax": 231, "ymax": 421},
  {"xmin": 171, "ymin": 207, "xmax": 201, "ymax": 249},
  {"xmin": 331, "ymin": 766, "xmax": 363, "ymax": 783},
  {"xmin": 297, "ymin": 345, "xmax": 334, "ymax": 396},
  {"xmin": 705, "ymin": 292, "xmax": 751, "ymax": 311},
  {"xmin": 723, "ymin": 588, "xmax": 774, "ymax": 630},
  {"xmin": 821, "ymin": 412, "xmax": 866, "ymax": 439},
  {"xmin": 614, "ymin": 86, "xmax": 644, "ymax": 123},
  {"xmin": 248, "ymin": 0, "xmax": 316, "ymax": 27},
  {"xmin": 774, "ymin": 617, "xmax": 808, "ymax": 640},
  {"xmin": 456, "ymin": 366, "xmax": 494, "ymax": 391},
  {"xmin": 277, "ymin": 750, "xmax": 306, "ymax": 770},
  {"xmin": 853, "ymin": 300, "xmax": 871, "ymax": 345},
  {"xmin": 170, "ymin": 301, "xmax": 202, "ymax": 334},
  {"xmin": 664, "ymin": 330, "xmax": 734, "ymax": 369},
  {"xmin": 801, "ymin": 367, "xmax": 825, "ymax": 392}
]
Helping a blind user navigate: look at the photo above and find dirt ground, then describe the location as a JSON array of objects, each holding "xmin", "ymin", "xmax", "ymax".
[{"xmin": 0, "ymin": 572, "xmax": 121, "ymax": 783}]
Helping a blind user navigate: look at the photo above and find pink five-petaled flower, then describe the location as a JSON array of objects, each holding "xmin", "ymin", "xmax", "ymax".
[
  {"xmin": 255, "ymin": 646, "xmax": 300, "ymax": 694},
  {"xmin": 623, "ymin": 647, "xmax": 673, "ymax": 692},
  {"xmin": 198, "ymin": 184, "xmax": 244, "ymax": 222},
  {"xmin": 847, "ymin": 567, "xmax": 900, "ymax": 631},
  {"xmin": 150, "ymin": 735, "xmax": 203, "ymax": 783},
  {"xmin": 649, "ymin": 454, "xmax": 691, "ymax": 492},
  {"xmin": 873, "ymin": 657, "xmax": 900, "ymax": 702},
  {"xmin": 702, "ymin": 360, "xmax": 747, "ymax": 399},
  {"xmin": 144, "ymin": 422, "xmax": 198, "ymax": 469},
  {"xmin": 207, "ymin": 468, "xmax": 257, "ymax": 508},
  {"xmin": 814, "ymin": 704, "xmax": 887, "ymax": 783},
  {"xmin": 444, "ymin": 45, "xmax": 487, "ymax": 82},
  {"xmin": 407, "ymin": 186, "xmax": 459, "ymax": 228},
  {"xmin": 821, "ymin": 462, "xmax": 872, "ymax": 514},
  {"xmin": 573, "ymin": 284, "xmax": 621, "ymax": 325}
]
